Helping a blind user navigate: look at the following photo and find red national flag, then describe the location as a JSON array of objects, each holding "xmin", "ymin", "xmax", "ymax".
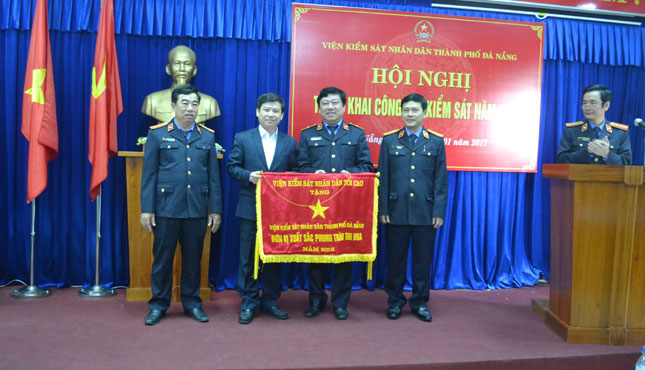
[
  {"xmin": 89, "ymin": 0, "xmax": 123, "ymax": 200},
  {"xmin": 22, "ymin": 0, "xmax": 59, "ymax": 203}
]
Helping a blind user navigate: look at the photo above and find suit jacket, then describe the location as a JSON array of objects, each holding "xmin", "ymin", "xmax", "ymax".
[
  {"xmin": 555, "ymin": 120, "xmax": 632, "ymax": 165},
  {"xmin": 378, "ymin": 128, "xmax": 448, "ymax": 226},
  {"xmin": 226, "ymin": 127, "xmax": 298, "ymax": 220},
  {"xmin": 140, "ymin": 119, "xmax": 223, "ymax": 218},
  {"xmin": 297, "ymin": 121, "xmax": 373, "ymax": 173}
]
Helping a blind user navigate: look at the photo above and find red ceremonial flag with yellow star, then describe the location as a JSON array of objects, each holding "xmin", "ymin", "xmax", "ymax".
[
  {"xmin": 255, "ymin": 172, "xmax": 378, "ymax": 279},
  {"xmin": 21, "ymin": 0, "xmax": 59, "ymax": 203},
  {"xmin": 88, "ymin": 0, "xmax": 123, "ymax": 200}
]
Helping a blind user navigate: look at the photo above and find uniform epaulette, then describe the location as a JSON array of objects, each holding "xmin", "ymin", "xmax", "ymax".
[
  {"xmin": 565, "ymin": 121, "xmax": 584, "ymax": 128},
  {"xmin": 346, "ymin": 122, "xmax": 364, "ymax": 130},
  {"xmin": 302, "ymin": 123, "xmax": 318, "ymax": 131},
  {"xmin": 382, "ymin": 128, "xmax": 401, "ymax": 136},
  {"xmin": 198, "ymin": 124, "xmax": 214, "ymax": 133},
  {"xmin": 150, "ymin": 122, "xmax": 169, "ymax": 130},
  {"xmin": 425, "ymin": 129, "xmax": 444, "ymax": 138},
  {"xmin": 609, "ymin": 122, "xmax": 628, "ymax": 131}
]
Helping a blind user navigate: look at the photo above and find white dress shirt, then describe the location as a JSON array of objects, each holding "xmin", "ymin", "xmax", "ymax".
[{"xmin": 258, "ymin": 125, "xmax": 278, "ymax": 169}]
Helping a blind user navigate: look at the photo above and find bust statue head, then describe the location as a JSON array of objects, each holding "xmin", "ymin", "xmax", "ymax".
[{"xmin": 166, "ymin": 45, "xmax": 197, "ymax": 88}]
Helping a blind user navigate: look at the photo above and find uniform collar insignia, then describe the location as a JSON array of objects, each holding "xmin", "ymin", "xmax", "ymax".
[
  {"xmin": 606, "ymin": 125, "xmax": 612, "ymax": 133},
  {"xmin": 581, "ymin": 123, "xmax": 587, "ymax": 132},
  {"xmin": 423, "ymin": 130, "xmax": 429, "ymax": 139},
  {"xmin": 168, "ymin": 122, "xmax": 174, "ymax": 132},
  {"xmin": 196, "ymin": 124, "xmax": 201, "ymax": 134},
  {"xmin": 317, "ymin": 123, "xmax": 323, "ymax": 130},
  {"xmin": 398, "ymin": 131, "xmax": 405, "ymax": 139},
  {"xmin": 343, "ymin": 122, "xmax": 349, "ymax": 130}
]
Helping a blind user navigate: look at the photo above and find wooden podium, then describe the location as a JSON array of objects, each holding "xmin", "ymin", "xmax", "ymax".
[
  {"xmin": 533, "ymin": 164, "xmax": 645, "ymax": 345},
  {"xmin": 118, "ymin": 151, "xmax": 211, "ymax": 302}
]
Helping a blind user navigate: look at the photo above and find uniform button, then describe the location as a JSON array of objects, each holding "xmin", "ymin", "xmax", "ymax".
[
  {"xmin": 161, "ymin": 188, "xmax": 165, "ymax": 193},
  {"xmin": 331, "ymin": 154, "xmax": 336, "ymax": 158},
  {"xmin": 395, "ymin": 152, "xmax": 399, "ymax": 155},
  {"xmin": 411, "ymin": 152, "xmax": 416, "ymax": 156},
  {"xmin": 167, "ymin": 145, "xmax": 171, "ymax": 149},
  {"xmin": 579, "ymin": 144, "xmax": 583, "ymax": 147},
  {"xmin": 314, "ymin": 143, "xmax": 318, "ymax": 147},
  {"xmin": 427, "ymin": 152, "xmax": 431, "ymax": 156},
  {"xmin": 410, "ymin": 179, "xmax": 415, "ymax": 183},
  {"xmin": 187, "ymin": 184, "xmax": 191, "ymax": 189},
  {"xmin": 332, "ymin": 142, "xmax": 336, "ymax": 146},
  {"xmin": 186, "ymin": 144, "xmax": 190, "ymax": 148},
  {"xmin": 610, "ymin": 145, "xmax": 614, "ymax": 149},
  {"xmin": 594, "ymin": 158, "xmax": 599, "ymax": 162},
  {"xmin": 187, "ymin": 171, "xmax": 192, "ymax": 175},
  {"xmin": 410, "ymin": 193, "xmax": 415, "ymax": 197},
  {"xmin": 187, "ymin": 157, "xmax": 191, "ymax": 162},
  {"xmin": 348, "ymin": 141, "xmax": 351, "ymax": 144},
  {"xmin": 411, "ymin": 165, "xmax": 415, "ymax": 170},
  {"xmin": 331, "ymin": 168, "xmax": 336, "ymax": 172}
]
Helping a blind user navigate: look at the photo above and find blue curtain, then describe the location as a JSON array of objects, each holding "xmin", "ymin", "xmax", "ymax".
[{"xmin": 2, "ymin": 0, "xmax": 644, "ymax": 291}]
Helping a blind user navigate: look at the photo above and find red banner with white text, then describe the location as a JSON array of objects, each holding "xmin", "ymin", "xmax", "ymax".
[
  {"xmin": 255, "ymin": 172, "xmax": 378, "ymax": 278},
  {"xmin": 289, "ymin": 5, "xmax": 544, "ymax": 172}
]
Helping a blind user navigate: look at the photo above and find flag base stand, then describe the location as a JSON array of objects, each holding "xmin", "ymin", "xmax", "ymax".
[
  {"xmin": 12, "ymin": 285, "xmax": 51, "ymax": 298},
  {"xmin": 78, "ymin": 285, "xmax": 116, "ymax": 298}
]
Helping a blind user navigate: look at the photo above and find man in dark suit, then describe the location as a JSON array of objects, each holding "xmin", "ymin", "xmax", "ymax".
[
  {"xmin": 297, "ymin": 87, "xmax": 373, "ymax": 320},
  {"xmin": 227, "ymin": 93, "xmax": 298, "ymax": 324},
  {"xmin": 140, "ymin": 85, "xmax": 223, "ymax": 325},
  {"xmin": 556, "ymin": 84, "xmax": 631, "ymax": 165},
  {"xmin": 378, "ymin": 93, "xmax": 448, "ymax": 322}
]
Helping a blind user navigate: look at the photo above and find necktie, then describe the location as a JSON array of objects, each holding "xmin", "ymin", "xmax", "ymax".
[
  {"xmin": 593, "ymin": 127, "xmax": 601, "ymax": 139},
  {"xmin": 409, "ymin": 133, "xmax": 417, "ymax": 145},
  {"xmin": 328, "ymin": 125, "xmax": 338, "ymax": 139}
]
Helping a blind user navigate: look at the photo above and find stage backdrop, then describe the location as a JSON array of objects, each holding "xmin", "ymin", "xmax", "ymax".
[{"xmin": 289, "ymin": 4, "xmax": 544, "ymax": 172}]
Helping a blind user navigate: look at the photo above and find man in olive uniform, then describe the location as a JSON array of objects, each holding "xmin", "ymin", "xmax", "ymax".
[
  {"xmin": 297, "ymin": 87, "xmax": 373, "ymax": 320},
  {"xmin": 378, "ymin": 93, "xmax": 448, "ymax": 322},
  {"xmin": 556, "ymin": 84, "xmax": 631, "ymax": 165},
  {"xmin": 140, "ymin": 85, "xmax": 223, "ymax": 325}
]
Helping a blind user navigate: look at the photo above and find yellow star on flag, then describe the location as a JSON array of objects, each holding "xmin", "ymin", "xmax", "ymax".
[
  {"xmin": 25, "ymin": 69, "xmax": 47, "ymax": 104},
  {"xmin": 420, "ymin": 23, "xmax": 428, "ymax": 31},
  {"xmin": 309, "ymin": 199, "xmax": 329, "ymax": 219},
  {"xmin": 92, "ymin": 60, "xmax": 107, "ymax": 99}
]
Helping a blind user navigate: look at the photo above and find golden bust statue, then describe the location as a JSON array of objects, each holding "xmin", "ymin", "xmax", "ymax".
[{"xmin": 141, "ymin": 45, "xmax": 220, "ymax": 124}]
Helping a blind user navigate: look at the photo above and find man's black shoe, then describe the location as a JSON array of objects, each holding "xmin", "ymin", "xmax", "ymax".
[
  {"xmin": 305, "ymin": 300, "xmax": 324, "ymax": 318},
  {"xmin": 262, "ymin": 305, "xmax": 289, "ymax": 320},
  {"xmin": 413, "ymin": 306, "xmax": 432, "ymax": 322},
  {"xmin": 238, "ymin": 309, "xmax": 255, "ymax": 324},
  {"xmin": 145, "ymin": 309, "xmax": 165, "ymax": 325},
  {"xmin": 184, "ymin": 307, "xmax": 209, "ymax": 323},
  {"xmin": 333, "ymin": 307, "xmax": 348, "ymax": 320},
  {"xmin": 386, "ymin": 306, "xmax": 401, "ymax": 320}
]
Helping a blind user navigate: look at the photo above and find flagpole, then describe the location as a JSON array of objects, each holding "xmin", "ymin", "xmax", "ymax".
[
  {"xmin": 13, "ymin": 198, "xmax": 51, "ymax": 298},
  {"xmin": 79, "ymin": 186, "xmax": 116, "ymax": 297}
]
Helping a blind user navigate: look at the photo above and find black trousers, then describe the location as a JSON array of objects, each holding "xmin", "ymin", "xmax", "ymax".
[
  {"xmin": 237, "ymin": 218, "xmax": 282, "ymax": 311},
  {"xmin": 307, "ymin": 262, "xmax": 352, "ymax": 309},
  {"xmin": 148, "ymin": 217, "xmax": 207, "ymax": 311},
  {"xmin": 384, "ymin": 224, "xmax": 436, "ymax": 310}
]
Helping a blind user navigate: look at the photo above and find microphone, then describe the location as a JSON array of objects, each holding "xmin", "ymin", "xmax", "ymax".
[{"xmin": 635, "ymin": 118, "xmax": 645, "ymax": 128}]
